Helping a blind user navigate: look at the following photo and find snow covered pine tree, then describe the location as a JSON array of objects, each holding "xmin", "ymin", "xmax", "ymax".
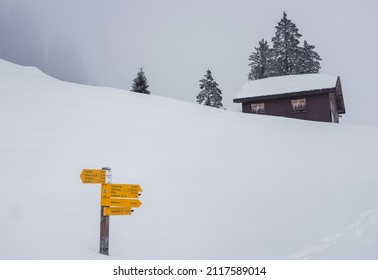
[
  {"xmin": 131, "ymin": 67, "xmax": 150, "ymax": 94},
  {"xmin": 271, "ymin": 11, "xmax": 303, "ymax": 76},
  {"xmin": 196, "ymin": 69, "xmax": 223, "ymax": 109},
  {"xmin": 247, "ymin": 12, "xmax": 322, "ymax": 80},
  {"xmin": 248, "ymin": 38, "xmax": 273, "ymax": 80},
  {"xmin": 299, "ymin": 40, "xmax": 322, "ymax": 74}
]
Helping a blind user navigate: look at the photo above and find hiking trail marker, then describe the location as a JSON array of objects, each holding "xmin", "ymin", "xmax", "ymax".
[
  {"xmin": 80, "ymin": 169, "xmax": 107, "ymax": 184},
  {"xmin": 80, "ymin": 167, "xmax": 142, "ymax": 255}
]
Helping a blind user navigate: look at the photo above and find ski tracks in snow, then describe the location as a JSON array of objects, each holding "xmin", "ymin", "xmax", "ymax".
[{"xmin": 287, "ymin": 208, "xmax": 378, "ymax": 259}]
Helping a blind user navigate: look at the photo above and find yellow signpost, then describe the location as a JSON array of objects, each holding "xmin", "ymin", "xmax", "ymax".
[
  {"xmin": 101, "ymin": 184, "xmax": 141, "ymax": 198},
  {"xmin": 80, "ymin": 169, "xmax": 106, "ymax": 184},
  {"xmin": 103, "ymin": 207, "xmax": 133, "ymax": 216},
  {"xmin": 103, "ymin": 183, "xmax": 142, "ymax": 192},
  {"xmin": 81, "ymin": 167, "xmax": 143, "ymax": 256},
  {"xmin": 101, "ymin": 197, "xmax": 142, "ymax": 208}
]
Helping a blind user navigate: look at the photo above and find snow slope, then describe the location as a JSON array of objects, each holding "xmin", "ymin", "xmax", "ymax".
[{"xmin": 0, "ymin": 59, "xmax": 377, "ymax": 259}]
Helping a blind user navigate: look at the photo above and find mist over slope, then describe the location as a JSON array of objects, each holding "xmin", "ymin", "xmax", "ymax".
[{"xmin": 0, "ymin": 60, "xmax": 377, "ymax": 259}]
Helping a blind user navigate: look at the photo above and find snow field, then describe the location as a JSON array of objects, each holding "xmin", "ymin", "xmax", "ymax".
[{"xmin": 0, "ymin": 60, "xmax": 377, "ymax": 259}]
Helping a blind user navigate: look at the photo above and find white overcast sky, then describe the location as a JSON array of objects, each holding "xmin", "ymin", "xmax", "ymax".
[{"xmin": 1, "ymin": 0, "xmax": 378, "ymax": 126}]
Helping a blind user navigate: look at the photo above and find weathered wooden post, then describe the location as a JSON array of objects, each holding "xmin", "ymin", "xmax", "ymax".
[{"xmin": 100, "ymin": 167, "xmax": 112, "ymax": 255}]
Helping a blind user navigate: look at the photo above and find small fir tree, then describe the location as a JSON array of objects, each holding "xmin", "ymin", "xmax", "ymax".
[
  {"xmin": 131, "ymin": 67, "xmax": 150, "ymax": 94},
  {"xmin": 271, "ymin": 11, "xmax": 303, "ymax": 76},
  {"xmin": 298, "ymin": 40, "xmax": 322, "ymax": 74},
  {"xmin": 196, "ymin": 69, "xmax": 223, "ymax": 109},
  {"xmin": 248, "ymin": 38, "xmax": 273, "ymax": 80}
]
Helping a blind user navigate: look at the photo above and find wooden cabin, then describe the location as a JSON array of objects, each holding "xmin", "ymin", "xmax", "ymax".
[{"xmin": 233, "ymin": 74, "xmax": 346, "ymax": 123}]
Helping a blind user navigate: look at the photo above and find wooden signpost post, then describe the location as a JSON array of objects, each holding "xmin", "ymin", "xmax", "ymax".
[
  {"xmin": 80, "ymin": 167, "xmax": 142, "ymax": 256},
  {"xmin": 100, "ymin": 167, "xmax": 111, "ymax": 255}
]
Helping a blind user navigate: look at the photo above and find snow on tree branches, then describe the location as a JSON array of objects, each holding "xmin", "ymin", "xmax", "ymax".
[
  {"xmin": 299, "ymin": 40, "xmax": 322, "ymax": 74},
  {"xmin": 131, "ymin": 67, "xmax": 150, "ymax": 94},
  {"xmin": 248, "ymin": 39, "xmax": 273, "ymax": 80},
  {"xmin": 197, "ymin": 69, "xmax": 223, "ymax": 109},
  {"xmin": 248, "ymin": 11, "xmax": 322, "ymax": 80},
  {"xmin": 271, "ymin": 11, "xmax": 303, "ymax": 76}
]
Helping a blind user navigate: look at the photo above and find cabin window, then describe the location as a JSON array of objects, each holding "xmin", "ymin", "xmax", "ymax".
[
  {"xmin": 291, "ymin": 98, "xmax": 306, "ymax": 112},
  {"xmin": 251, "ymin": 103, "xmax": 265, "ymax": 114}
]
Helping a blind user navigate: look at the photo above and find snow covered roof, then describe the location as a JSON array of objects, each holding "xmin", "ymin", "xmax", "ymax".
[{"xmin": 234, "ymin": 73, "xmax": 339, "ymax": 101}]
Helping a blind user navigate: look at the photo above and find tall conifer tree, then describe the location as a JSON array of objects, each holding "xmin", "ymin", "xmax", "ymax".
[
  {"xmin": 299, "ymin": 40, "xmax": 322, "ymax": 74},
  {"xmin": 248, "ymin": 39, "xmax": 273, "ymax": 80},
  {"xmin": 247, "ymin": 12, "xmax": 322, "ymax": 79},
  {"xmin": 271, "ymin": 11, "xmax": 303, "ymax": 76}
]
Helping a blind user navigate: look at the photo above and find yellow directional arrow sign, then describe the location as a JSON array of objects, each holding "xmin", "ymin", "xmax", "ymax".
[
  {"xmin": 102, "ymin": 183, "xmax": 142, "ymax": 192},
  {"xmin": 80, "ymin": 169, "xmax": 106, "ymax": 184},
  {"xmin": 101, "ymin": 184, "xmax": 140, "ymax": 198},
  {"xmin": 101, "ymin": 197, "xmax": 142, "ymax": 208},
  {"xmin": 103, "ymin": 207, "xmax": 133, "ymax": 216}
]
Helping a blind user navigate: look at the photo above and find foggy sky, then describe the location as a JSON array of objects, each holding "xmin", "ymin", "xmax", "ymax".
[{"xmin": 1, "ymin": 0, "xmax": 378, "ymax": 126}]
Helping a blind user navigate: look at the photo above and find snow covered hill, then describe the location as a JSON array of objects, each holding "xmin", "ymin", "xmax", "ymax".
[{"xmin": 0, "ymin": 59, "xmax": 377, "ymax": 259}]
